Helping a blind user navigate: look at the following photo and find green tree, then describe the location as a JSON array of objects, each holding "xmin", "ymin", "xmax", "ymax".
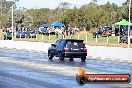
[
  {"xmin": 26, "ymin": 8, "xmax": 49, "ymax": 26},
  {"xmin": 122, "ymin": 0, "xmax": 132, "ymax": 20},
  {"xmin": 0, "ymin": 0, "xmax": 14, "ymax": 29}
]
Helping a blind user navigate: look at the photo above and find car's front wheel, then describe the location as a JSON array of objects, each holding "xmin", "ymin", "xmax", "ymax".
[
  {"xmin": 59, "ymin": 53, "xmax": 64, "ymax": 61},
  {"xmin": 69, "ymin": 58, "xmax": 73, "ymax": 61},
  {"xmin": 81, "ymin": 56, "xmax": 86, "ymax": 62},
  {"xmin": 126, "ymin": 38, "xmax": 128, "ymax": 44},
  {"xmin": 48, "ymin": 51, "xmax": 53, "ymax": 60},
  {"xmin": 4, "ymin": 35, "xmax": 6, "ymax": 40}
]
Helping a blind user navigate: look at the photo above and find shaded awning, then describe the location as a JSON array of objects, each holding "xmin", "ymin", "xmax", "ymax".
[
  {"xmin": 51, "ymin": 21, "xmax": 64, "ymax": 27},
  {"xmin": 114, "ymin": 19, "xmax": 132, "ymax": 26}
]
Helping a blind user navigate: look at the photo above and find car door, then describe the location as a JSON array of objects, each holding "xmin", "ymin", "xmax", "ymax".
[
  {"xmin": 56, "ymin": 40, "xmax": 66, "ymax": 56},
  {"xmin": 53, "ymin": 40, "xmax": 62, "ymax": 56}
]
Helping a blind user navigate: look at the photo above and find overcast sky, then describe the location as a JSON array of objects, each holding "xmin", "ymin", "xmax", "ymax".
[{"xmin": 14, "ymin": 0, "xmax": 125, "ymax": 9}]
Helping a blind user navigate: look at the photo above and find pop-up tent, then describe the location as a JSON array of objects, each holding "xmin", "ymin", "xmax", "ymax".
[
  {"xmin": 114, "ymin": 19, "xmax": 132, "ymax": 26},
  {"xmin": 113, "ymin": 19, "xmax": 132, "ymax": 40},
  {"xmin": 51, "ymin": 21, "xmax": 64, "ymax": 27}
]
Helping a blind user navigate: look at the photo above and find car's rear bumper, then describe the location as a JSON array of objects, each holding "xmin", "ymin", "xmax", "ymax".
[{"xmin": 64, "ymin": 52, "xmax": 87, "ymax": 58}]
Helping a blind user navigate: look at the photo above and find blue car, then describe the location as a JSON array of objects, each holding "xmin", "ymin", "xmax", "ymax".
[
  {"xmin": 29, "ymin": 30, "xmax": 36, "ymax": 38},
  {"xmin": 38, "ymin": 27, "xmax": 48, "ymax": 34},
  {"xmin": 16, "ymin": 32, "xmax": 30, "ymax": 38},
  {"xmin": 48, "ymin": 39, "xmax": 87, "ymax": 61},
  {"xmin": 93, "ymin": 26, "xmax": 112, "ymax": 37}
]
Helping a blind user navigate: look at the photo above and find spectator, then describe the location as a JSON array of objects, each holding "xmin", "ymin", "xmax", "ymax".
[
  {"xmin": 61, "ymin": 27, "xmax": 65, "ymax": 38},
  {"xmin": 55, "ymin": 27, "xmax": 59, "ymax": 38},
  {"xmin": 66, "ymin": 27, "xmax": 70, "ymax": 36}
]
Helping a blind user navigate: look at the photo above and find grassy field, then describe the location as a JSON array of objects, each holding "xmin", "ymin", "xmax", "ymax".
[
  {"xmin": 0, "ymin": 32, "xmax": 5, "ymax": 40},
  {"xmin": 0, "ymin": 31, "xmax": 132, "ymax": 48}
]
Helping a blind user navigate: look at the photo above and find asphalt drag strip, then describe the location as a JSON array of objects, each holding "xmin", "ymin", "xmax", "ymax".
[{"xmin": 0, "ymin": 56, "xmax": 132, "ymax": 88}]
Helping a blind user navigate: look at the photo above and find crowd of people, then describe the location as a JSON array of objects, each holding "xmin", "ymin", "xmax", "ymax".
[{"xmin": 52, "ymin": 27, "xmax": 76, "ymax": 38}]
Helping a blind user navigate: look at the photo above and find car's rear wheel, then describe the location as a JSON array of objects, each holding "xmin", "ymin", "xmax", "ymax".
[
  {"xmin": 48, "ymin": 51, "xmax": 53, "ymax": 60},
  {"xmin": 59, "ymin": 53, "xmax": 64, "ymax": 61},
  {"xmin": 81, "ymin": 56, "xmax": 86, "ymax": 62}
]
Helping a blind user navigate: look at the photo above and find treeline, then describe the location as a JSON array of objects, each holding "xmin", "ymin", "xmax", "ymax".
[{"xmin": 0, "ymin": 0, "xmax": 131, "ymax": 31}]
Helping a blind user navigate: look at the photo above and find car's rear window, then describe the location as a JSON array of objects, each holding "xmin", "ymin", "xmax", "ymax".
[{"xmin": 66, "ymin": 41, "xmax": 85, "ymax": 48}]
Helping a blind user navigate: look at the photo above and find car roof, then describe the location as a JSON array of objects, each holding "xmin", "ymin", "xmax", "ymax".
[{"xmin": 59, "ymin": 39, "xmax": 84, "ymax": 42}]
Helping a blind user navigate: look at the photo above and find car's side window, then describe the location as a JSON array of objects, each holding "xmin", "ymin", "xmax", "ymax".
[
  {"xmin": 55, "ymin": 40, "xmax": 61, "ymax": 46},
  {"xmin": 59, "ymin": 40, "xmax": 65, "ymax": 47}
]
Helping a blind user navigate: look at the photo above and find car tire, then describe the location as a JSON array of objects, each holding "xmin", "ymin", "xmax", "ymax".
[
  {"xmin": 126, "ymin": 38, "xmax": 128, "ymax": 44},
  {"xmin": 48, "ymin": 51, "xmax": 53, "ymax": 60},
  {"xmin": 4, "ymin": 35, "xmax": 6, "ymax": 40},
  {"xmin": 81, "ymin": 56, "xmax": 86, "ymax": 62},
  {"xmin": 8, "ymin": 37, "xmax": 12, "ymax": 40},
  {"xmin": 59, "ymin": 53, "xmax": 64, "ymax": 61},
  {"xmin": 69, "ymin": 58, "xmax": 73, "ymax": 61}
]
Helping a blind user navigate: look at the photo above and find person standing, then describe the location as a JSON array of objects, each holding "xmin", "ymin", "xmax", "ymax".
[
  {"xmin": 55, "ymin": 27, "xmax": 59, "ymax": 38},
  {"xmin": 61, "ymin": 27, "xmax": 65, "ymax": 38}
]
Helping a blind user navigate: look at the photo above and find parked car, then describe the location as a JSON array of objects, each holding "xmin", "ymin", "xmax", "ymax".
[
  {"xmin": 4, "ymin": 32, "xmax": 12, "ymax": 40},
  {"xmin": 103, "ymin": 26, "xmax": 112, "ymax": 36},
  {"xmin": 93, "ymin": 26, "xmax": 112, "ymax": 37},
  {"xmin": 48, "ymin": 39, "xmax": 87, "ymax": 61},
  {"xmin": 38, "ymin": 27, "xmax": 47, "ymax": 34},
  {"xmin": 119, "ymin": 30, "xmax": 132, "ymax": 43},
  {"xmin": 29, "ymin": 30, "xmax": 36, "ymax": 38},
  {"xmin": 46, "ymin": 28, "xmax": 55, "ymax": 35},
  {"xmin": 16, "ymin": 32, "xmax": 30, "ymax": 38},
  {"xmin": 93, "ymin": 29, "xmax": 103, "ymax": 38}
]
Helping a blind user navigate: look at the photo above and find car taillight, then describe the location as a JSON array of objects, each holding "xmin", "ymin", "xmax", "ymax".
[
  {"xmin": 64, "ymin": 47, "xmax": 69, "ymax": 52},
  {"xmin": 82, "ymin": 48, "xmax": 87, "ymax": 52}
]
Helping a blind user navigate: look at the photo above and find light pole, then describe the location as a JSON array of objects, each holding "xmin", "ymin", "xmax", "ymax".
[
  {"xmin": 128, "ymin": 0, "xmax": 131, "ymax": 48},
  {"xmin": 1, "ymin": 0, "xmax": 3, "ymax": 15},
  {"xmin": 11, "ymin": 2, "xmax": 14, "ymax": 40}
]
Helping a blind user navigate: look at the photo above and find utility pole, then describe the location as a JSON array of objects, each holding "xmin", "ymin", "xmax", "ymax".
[
  {"xmin": 12, "ymin": 3, "xmax": 13, "ymax": 40},
  {"xmin": 1, "ymin": 0, "xmax": 3, "ymax": 15},
  {"xmin": 12, "ymin": 0, "xmax": 14, "ymax": 40},
  {"xmin": 128, "ymin": 0, "xmax": 131, "ymax": 48}
]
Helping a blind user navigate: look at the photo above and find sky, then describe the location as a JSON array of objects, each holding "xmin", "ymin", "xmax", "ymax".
[{"xmin": 14, "ymin": 0, "xmax": 125, "ymax": 9}]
